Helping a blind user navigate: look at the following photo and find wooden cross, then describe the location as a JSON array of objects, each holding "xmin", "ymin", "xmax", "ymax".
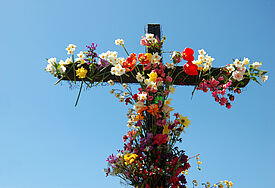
[{"xmin": 60, "ymin": 24, "xmax": 249, "ymax": 88}]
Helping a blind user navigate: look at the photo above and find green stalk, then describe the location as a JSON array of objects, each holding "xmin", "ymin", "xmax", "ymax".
[
  {"xmin": 75, "ymin": 81, "xmax": 83, "ymax": 107},
  {"xmin": 121, "ymin": 44, "xmax": 130, "ymax": 56}
]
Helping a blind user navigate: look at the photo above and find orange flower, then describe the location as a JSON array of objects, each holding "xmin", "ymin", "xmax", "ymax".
[
  {"xmin": 148, "ymin": 104, "xmax": 159, "ymax": 116},
  {"xmin": 123, "ymin": 53, "xmax": 137, "ymax": 71},
  {"xmin": 137, "ymin": 106, "xmax": 148, "ymax": 114},
  {"xmin": 134, "ymin": 114, "xmax": 144, "ymax": 121}
]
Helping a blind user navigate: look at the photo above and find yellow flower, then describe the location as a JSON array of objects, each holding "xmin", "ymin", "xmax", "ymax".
[
  {"xmin": 169, "ymin": 85, "xmax": 176, "ymax": 94},
  {"xmin": 148, "ymin": 71, "xmax": 158, "ymax": 82},
  {"xmin": 124, "ymin": 153, "xmax": 138, "ymax": 165},
  {"xmin": 165, "ymin": 99, "xmax": 172, "ymax": 105},
  {"xmin": 145, "ymin": 53, "xmax": 152, "ymax": 62},
  {"xmin": 179, "ymin": 115, "xmax": 191, "ymax": 128},
  {"xmin": 197, "ymin": 161, "xmax": 202, "ymax": 164},
  {"xmin": 76, "ymin": 67, "xmax": 88, "ymax": 78},
  {"xmin": 229, "ymin": 181, "xmax": 233, "ymax": 187},
  {"xmin": 162, "ymin": 124, "xmax": 171, "ymax": 135}
]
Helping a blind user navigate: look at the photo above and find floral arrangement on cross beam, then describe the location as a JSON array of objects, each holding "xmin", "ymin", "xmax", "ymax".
[{"xmin": 45, "ymin": 33, "xmax": 267, "ymax": 188}]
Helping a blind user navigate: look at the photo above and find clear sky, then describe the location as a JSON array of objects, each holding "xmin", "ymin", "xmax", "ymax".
[{"xmin": 0, "ymin": 0, "xmax": 274, "ymax": 187}]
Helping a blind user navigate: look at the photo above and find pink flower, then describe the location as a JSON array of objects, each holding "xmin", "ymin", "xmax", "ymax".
[
  {"xmin": 166, "ymin": 76, "xmax": 172, "ymax": 82},
  {"xmin": 140, "ymin": 36, "xmax": 150, "ymax": 46}
]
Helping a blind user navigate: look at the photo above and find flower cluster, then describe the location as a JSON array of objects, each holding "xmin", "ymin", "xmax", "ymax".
[{"xmin": 45, "ymin": 33, "xmax": 268, "ymax": 187}]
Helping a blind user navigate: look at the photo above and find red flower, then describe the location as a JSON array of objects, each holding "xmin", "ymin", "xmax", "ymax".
[
  {"xmin": 182, "ymin": 47, "xmax": 194, "ymax": 62},
  {"xmin": 153, "ymin": 134, "xmax": 168, "ymax": 145},
  {"xmin": 183, "ymin": 61, "xmax": 198, "ymax": 75},
  {"xmin": 123, "ymin": 53, "xmax": 137, "ymax": 71},
  {"xmin": 138, "ymin": 53, "xmax": 149, "ymax": 65}
]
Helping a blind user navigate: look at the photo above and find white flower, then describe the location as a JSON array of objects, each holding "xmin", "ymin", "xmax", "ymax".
[
  {"xmin": 66, "ymin": 44, "xmax": 76, "ymax": 54},
  {"xmin": 110, "ymin": 64, "xmax": 126, "ymax": 76},
  {"xmin": 99, "ymin": 52, "xmax": 107, "ymax": 60},
  {"xmin": 65, "ymin": 57, "xmax": 72, "ymax": 64},
  {"xmin": 198, "ymin": 49, "xmax": 206, "ymax": 55},
  {"xmin": 111, "ymin": 67, "xmax": 117, "ymax": 75},
  {"xmin": 48, "ymin": 58, "xmax": 56, "ymax": 65},
  {"xmin": 203, "ymin": 62, "xmax": 212, "ymax": 71},
  {"xmin": 108, "ymin": 56, "xmax": 119, "ymax": 66},
  {"xmin": 232, "ymin": 71, "xmax": 244, "ymax": 81},
  {"xmin": 136, "ymin": 72, "xmax": 145, "ymax": 82},
  {"xmin": 106, "ymin": 51, "xmax": 118, "ymax": 58},
  {"xmin": 226, "ymin": 64, "xmax": 235, "ymax": 73},
  {"xmin": 59, "ymin": 65, "xmax": 66, "ymax": 74},
  {"xmin": 115, "ymin": 39, "xmax": 124, "ymax": 46},
  {"xmin": 243, "ymin": 57, "xmax": 250, "ymax": 65},
  {"xmin": 171, "ymin": 51, "xmax": 181, "ymax": 60},
  {"xmin": 165, "ymin": 62, "xmax": 175, "ymax": 69},
  {"xmin": 108, "ymin": 80, "xmax": 114, "ymax": 86},
  {"xmin": 198, "ymin": 55, "xmax": 205, "ymax": 62},
  {"xmin": 133, "ymin": 101, "xmax": 144, "ymax": 113},
  {"xmin": 77, "ymin": 51, "xmax": 85, "ymax": 59},
  {"xmin": 118, "ymin": 57, "xmax": 125, "ymax": 65},
  {"xmin": 237, "ymin": 66, "xmax": 246, "ymax": 73},
  {"xmin": 145, "ymin": 33, "xmax": 154, "ymax": 41},
  {"xmin": 259, "ymin": 75, "xmax": 268, "ymax": 83},
  {"xmin": 234, "ymin": 59, "xmax": 243, "ymax": 67},
  {"xmin": 45, "ymin": 63, "xmax": 55, "ymax": 75},
  {"xmin": 138, "ymin": 92, "xmax": 147, "ymax": 101},
  {"xmin": 205, "ymin": 55, "xmax": 215, "ymax": 63},
  {"xmin": 151, "ymin": 52, "xmax": 161, "ymax": 64},
  {"xmin": 251, "ymin": 62, "xmax": 262, "ymax": 69}
]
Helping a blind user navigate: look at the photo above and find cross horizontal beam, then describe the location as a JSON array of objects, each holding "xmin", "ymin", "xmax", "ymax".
[{"xmin": 60, "ymin": 64, "xmax": 249, "ymax": 87}]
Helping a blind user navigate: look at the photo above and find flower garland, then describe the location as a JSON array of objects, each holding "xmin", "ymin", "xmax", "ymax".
[{"xmin": 45, "ymin": 33, "xmax": 268, "ymax": 188}]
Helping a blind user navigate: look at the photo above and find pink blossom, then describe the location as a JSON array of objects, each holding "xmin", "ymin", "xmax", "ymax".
[
  {"xmin": 166, "ymin": 76, "xmax": 172, "ymax": 82},
  {"xmin": 218, "ymin": 76, "xmax": 224, "ymax": 81},
  {"xmin": 140, "ymin": 36, "xmax": 150, "ymax": 46},
  {"xmin": 156, "ymin": 77, "xmax": 163, "ymax": 83}
]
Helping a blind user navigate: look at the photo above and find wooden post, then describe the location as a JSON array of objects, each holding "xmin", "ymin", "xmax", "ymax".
[{"xmin": 147, "ymin": 24, "xmax": 161, "ymax": 54}]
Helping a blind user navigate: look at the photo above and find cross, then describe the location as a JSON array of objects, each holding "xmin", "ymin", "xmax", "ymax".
[
  {"xmin": 60, "ymin": 24, "xmax": 249, "ymax": 88},
  {"xmin": 47, "ymin": 23, "xmax": 264, "ymax": 188}
]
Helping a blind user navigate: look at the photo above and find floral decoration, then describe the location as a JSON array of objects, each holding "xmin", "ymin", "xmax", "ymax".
[{"xmin": 45, "ymin": 33, "xmax": 268, "ymax": 188}]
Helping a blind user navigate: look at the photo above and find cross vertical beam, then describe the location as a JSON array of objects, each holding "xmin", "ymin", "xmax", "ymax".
[{"xmin": 146, "ymin": 24, "xmax": 161, "ymax": 54}]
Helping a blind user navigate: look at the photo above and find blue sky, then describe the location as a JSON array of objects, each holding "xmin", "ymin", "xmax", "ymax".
[{"xmin": 0, "ymin": 0, "xmax": 274, "ymax": 187}]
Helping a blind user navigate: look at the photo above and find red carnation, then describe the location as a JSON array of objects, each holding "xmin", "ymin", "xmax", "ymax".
[{"xmin": 183, "ymin": 61, "xmax": 198, "ymax": 75}]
